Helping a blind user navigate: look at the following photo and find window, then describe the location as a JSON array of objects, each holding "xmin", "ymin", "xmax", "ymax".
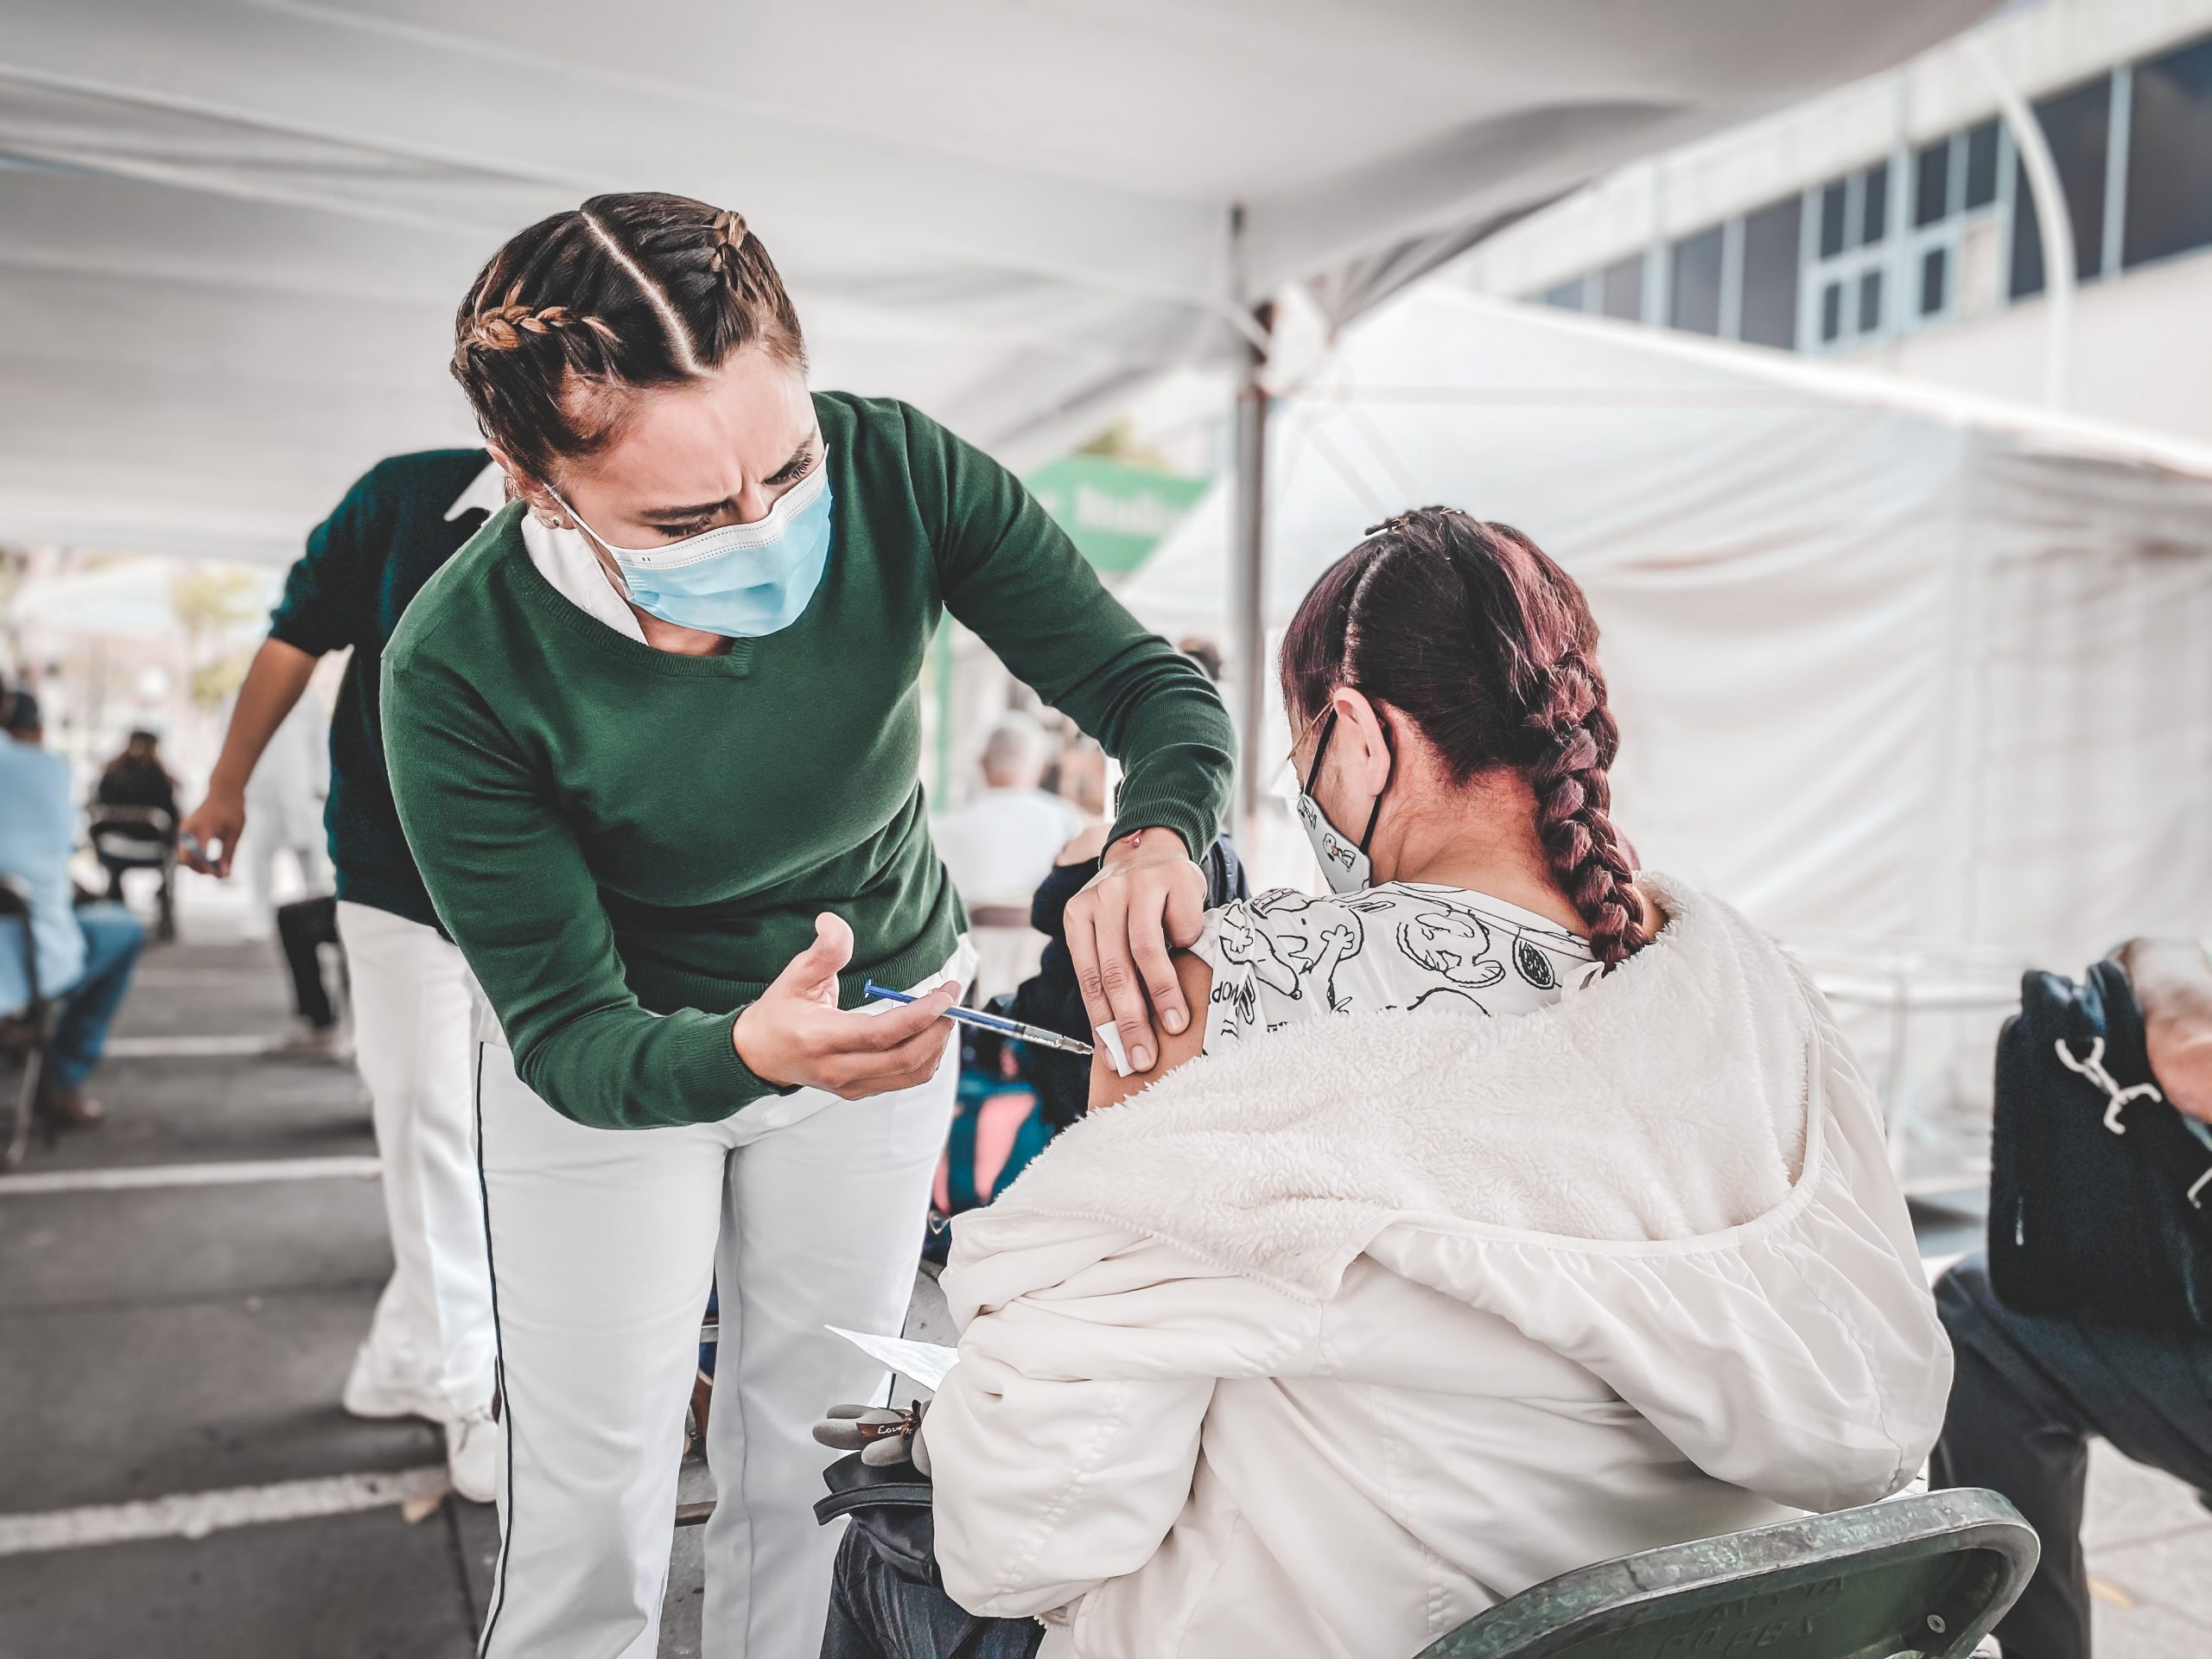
[
  {"xmin": 1670, "ymin": 227, "xmax": 1725, "ymax": 335},
  {"xmin": 1820, "ymin": 181, "xmax": 1850, "ymax": 257},
  {"xmin": 1858, "ymin": 270, "xmax": 1883, "ymax": 333},
  {"xmin": 1916, "ymin": 139, "xmax": 1950, "ymax": 226},
  {"xmin": 2011, "ymin": 75, "xmax": 2113, "ymax": 297},
  {"xmin": 1862, "ymin": 162, "xmax": 1890, "ymax": 245},
  {"xmin": 2124, "ymin": 35, "xmax": 2212, "ymax": 268},
  {"xmin": 1600, "ymin": 255, "xmax": 1644, "ymax": 321},
  {"xmin": 1738, "ymin": 196, "xmax": 1802, "ymax": 349},
  {"xmin": 1963, "ymin": 119, "xmax": 2000, "ymax": 210},
  {"xmin": 1920, "ymin": 247, "xmax": 1948, "ymax": 315},
  {"xmin": 1541, "ymin": 278, "xmax": 1586, "ymax": 311},
  {"xmin": 1821, "ymin": 281, "xmax": 1843, "ymax": 342}
]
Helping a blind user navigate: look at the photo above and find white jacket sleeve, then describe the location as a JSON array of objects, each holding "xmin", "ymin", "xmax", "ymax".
[{"xmin": 927, "ymin": 1224, "xmax": 1314, "ymax": 1620}]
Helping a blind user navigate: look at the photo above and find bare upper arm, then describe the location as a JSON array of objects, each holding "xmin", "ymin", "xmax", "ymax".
[{"xmin": 1088, "ymin": 948, "xmax": 1211, "ymax": 1110}]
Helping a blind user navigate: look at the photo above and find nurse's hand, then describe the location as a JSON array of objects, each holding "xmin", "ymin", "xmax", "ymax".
[
  {"xmin": 1065, "ymin": 826, "xmax": 1206, "ymax": 1077},
  {"xmin": 734, "ymin": 913, "xmax": 959, "ymax": 1099}
]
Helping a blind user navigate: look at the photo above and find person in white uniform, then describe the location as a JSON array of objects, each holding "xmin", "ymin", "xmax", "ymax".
[
  {"xmin": 239, "ymin": 689, "xmax": 332, "ymax": 932},
  {"xmin": 377, "ymin": 193, "xmax": 1233, "ymax": 1659},
  {"xmin": 931, "ymin": 715, "xmax": 1084, "ymax": 999},
  {"xmin": 931, "ymin": 715, "xmax": 1083, "ymax": 908},
  {"xmin": 181, "ymin": 447, "xmax": 507, "ymax": 1503},
  {"xmin": 824, "ymin": 508, "xmax": 1950, "ymax": 1659}
]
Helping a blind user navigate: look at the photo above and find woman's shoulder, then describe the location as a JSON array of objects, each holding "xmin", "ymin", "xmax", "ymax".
[{"xmin": 385, "ymin": 501, "xmax": 533, "ymax": 672}]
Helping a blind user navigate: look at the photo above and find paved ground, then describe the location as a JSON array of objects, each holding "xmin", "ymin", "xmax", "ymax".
[{"xmin": 2, "ymin": 908, "xmax": 2206, "ymax": 1656}]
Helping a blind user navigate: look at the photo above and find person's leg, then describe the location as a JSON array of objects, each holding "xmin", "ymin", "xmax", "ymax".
[
  {"xmin": 294, "ymin": 831, "xmax": 332, "ymax": 899},
  {"xmin": 241, "ymin": 823, "xmax": 277, "ymax": 938},
  {"xmin": 1931, "ymin": 1258, "xmax": 2212, "ymax": 1659},
  {"xmin": 474, "ymin": 1037, "xmax": 729, "ymax": 1659},
  {"xmin": 821, "ymin": 1525, "xmax": 1045, "ymax": 1659},
  {"xmin": 275, "ymin": 898, "xmax": 337, "ymax": 1029},
  {"xmin": 705, "ymin": 1046, "xmax": 959, "ymax": 1657},
  {"xmin": 48, "ymin": 905, "xmax": 146, "ymax": 1092},
  {"xmin": 335, "ymin": 901, "xmax": 495, "ymax": 1430}
]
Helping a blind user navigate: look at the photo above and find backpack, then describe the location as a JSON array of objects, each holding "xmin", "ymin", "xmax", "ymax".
[{"xmin": 1988, "ymin": 957, "xmax": 2212, "ymax": 1332}]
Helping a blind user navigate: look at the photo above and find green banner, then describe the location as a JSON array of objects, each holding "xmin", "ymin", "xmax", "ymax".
[{"xmin": 1021, "ymin": 454, "xmax": 1211, "ymax": 575}]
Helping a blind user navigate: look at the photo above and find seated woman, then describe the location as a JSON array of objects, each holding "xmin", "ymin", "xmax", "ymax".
[{"xmin": 828, "ymin": 508, "xmax": 1949, "ymax": 1659}]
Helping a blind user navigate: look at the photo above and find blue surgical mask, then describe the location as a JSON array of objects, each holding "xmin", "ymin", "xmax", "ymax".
[{"xmin": 550, "ymin": 453, "xmax": 833, "ymax": 638}]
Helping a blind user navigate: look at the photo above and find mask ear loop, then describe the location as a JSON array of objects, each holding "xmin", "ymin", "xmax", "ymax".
[
  {"xmin": 1301, "ymin": 709, "xmax": 1340, "ymax": 797},
  {"xmin": 1307, "ymin": 702, "xmax": 1394, "ymax": 860},
  {"xmin": 1357, "ymin": 720, "xmax": 1394, "ymax": 856}
]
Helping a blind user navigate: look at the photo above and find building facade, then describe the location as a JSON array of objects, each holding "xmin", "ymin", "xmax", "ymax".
[{"xmin": 1458, "ymin": 0, "xmax": 2212, "ymax": 444}]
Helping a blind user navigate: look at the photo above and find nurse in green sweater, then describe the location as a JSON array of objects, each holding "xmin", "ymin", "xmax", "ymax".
[{"xmin": 380, "ymin": 193, "xmax": 1232, "ymax": 1659}]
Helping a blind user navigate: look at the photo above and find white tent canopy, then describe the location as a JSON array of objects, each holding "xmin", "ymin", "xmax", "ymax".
[
  {"xmin": 0, "ymin": 0, "xmax": 1990, "ymax": 563},
  {"xmin": 1126, "ymin": 289, "xmax": 2212, "ymax": 975}
]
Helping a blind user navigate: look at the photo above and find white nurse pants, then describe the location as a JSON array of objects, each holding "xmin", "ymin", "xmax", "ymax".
[
  {"xmin": 337, "ymin": 900, "xmax": 498, "ymax": 1422},
  {"xmin": 470, "ymin": 1013, "xmax": 957, "ymax": 1659}
]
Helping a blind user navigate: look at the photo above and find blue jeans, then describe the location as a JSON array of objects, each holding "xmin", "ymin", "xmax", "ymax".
[
  {"xmin": 52, "ymin": 904, "xmax": 144, "ymax": 1091},
  {"xmin": 820, "ymin": 1524, "xmax": 1044, "ymax": 1659}
]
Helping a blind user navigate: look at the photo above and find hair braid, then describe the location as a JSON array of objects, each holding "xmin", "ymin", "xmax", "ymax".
[
  {"xmin": 448, "ymin": 193, "xmax": 807, "ymax": 480},
  {"xmin": 452, "ymin": 285, "xmax": 620, "ymax": 377},
  {"xmin": 1522, "ymin": 652, "xmax": 1644, "ymax": 967}
]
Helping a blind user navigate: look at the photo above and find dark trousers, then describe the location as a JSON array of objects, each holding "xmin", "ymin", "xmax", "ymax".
[
  {"xmin": 820, "ymin": 1525, "xmax": 1045, "ymax": 1659},
  {"xmin": 275, "ymin": 895, "xmax": 340, "ymax": 1029},
  {"xmin": 1930, "ymin": 1256, "xmax": 2212, "ymax": 1659}
]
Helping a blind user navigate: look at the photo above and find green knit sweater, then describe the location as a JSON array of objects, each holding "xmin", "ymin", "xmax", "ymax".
[{"xmin": 382, "ymin": 393, "xmax": 1233, "ymax": 1130}]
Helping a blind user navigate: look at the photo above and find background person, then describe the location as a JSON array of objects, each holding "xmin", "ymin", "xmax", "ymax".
[
  {"xmin": 931, "ymin": 715, "xmax": 1082, "ymax": 910},
  {"xmin": 384, "ymin": 192, "xmax": 1231, "ymax": 1659},
  {"xmin": 855, "ymin": 510, "xmax": 1947, "ymax": 1659},
  {"xmin": 1930, "ymin": 935, "xmax": 2212, "ymax": 1659},
  {"xmin": 92, "ymin": 728, "xmax": 180, "ymax": 902},
  {"xmin": 272, "ymin": 893, "xmax": 346, "ymax": 1061},
  {"xmin": 931, "ymin": 715, "xmax": 1083, "ymax": 1001},
  {"xmin": 0, "ymin": 692, "xmax": 145, "ymax": 1128},
  {"xmin": 238, "ymin": 690, "xmax": 332, "ymax": 937},
  {"xmin": 178, "ymin": 447, "xmax": 503, "ymax": 1503}
]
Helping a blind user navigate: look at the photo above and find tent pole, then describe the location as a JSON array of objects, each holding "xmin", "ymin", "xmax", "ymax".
[
  {"xmin": 1229, "ymin": 296, "xmax": 1274, "ymax": 849},
  {"xmin": 1967, "ymin": 40, "xmax": 2074, "ymax": 410}
]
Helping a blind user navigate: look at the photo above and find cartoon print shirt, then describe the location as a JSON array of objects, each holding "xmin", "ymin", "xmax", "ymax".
[{"xmin": 1188, "ymin": 882, "xmax": 1600, "ymax": 1054}]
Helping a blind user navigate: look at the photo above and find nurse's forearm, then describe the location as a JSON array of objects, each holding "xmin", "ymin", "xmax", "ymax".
[{"xmin": 1075, "ymin": 651, "xmax": 1234, "ymax": 858}]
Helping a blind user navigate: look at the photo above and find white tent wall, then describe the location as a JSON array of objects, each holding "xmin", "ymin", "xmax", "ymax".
[
  {"xmin": 0, "ymin": 0, "xmax": 1995, "ymax": 565},
  {"xmin": 1123, "ymin": 291, "xmax": 2212, "ymax": 1164}
]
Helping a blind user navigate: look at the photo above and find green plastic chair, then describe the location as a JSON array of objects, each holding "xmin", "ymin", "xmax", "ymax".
[{"xmin": 1414, "ymin": 1490, "xmax": 2037, "ymax": 1659}]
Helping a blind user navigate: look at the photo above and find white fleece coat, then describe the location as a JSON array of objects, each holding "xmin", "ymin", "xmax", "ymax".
[{"xmin": 927, "ymin": 877, "xmax": 1950, "ymax": 1659}]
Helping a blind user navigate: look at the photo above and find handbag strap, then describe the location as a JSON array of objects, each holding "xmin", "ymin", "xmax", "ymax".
[{"xmin": 813, "ymin": 1480, "xmax": 933, "ymax": 1527}]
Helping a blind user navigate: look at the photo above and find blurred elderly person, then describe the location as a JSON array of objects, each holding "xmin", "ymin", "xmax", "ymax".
[
  {"xmin": 0, "ymin": 692, "xmax": 146, "ymax": 1127},
  {"xmin": 1931, "ymin": 936, "xmax": 2212, "ymax": 1659},
  {"xmin": 932, "ymin": 715, "xmax": 1084, "ymax": 999}
]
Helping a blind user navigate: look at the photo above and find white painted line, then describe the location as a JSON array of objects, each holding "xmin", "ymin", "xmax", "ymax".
[
  {"xmin": 0, "ymin": 1466, "xmax": 449, "ymax": 1555},
  {"xmin": 0, "ymin": 1155, "xmax": 381, "ymax": 1196},
  {"xmin": 104, "ymin": 1034, "xmax": 286, "ymax": 1058}
]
